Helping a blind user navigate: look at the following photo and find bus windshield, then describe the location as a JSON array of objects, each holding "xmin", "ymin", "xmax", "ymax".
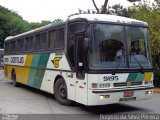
[{"xmin": 89, "ymin": 23, "xmax": 151, "ymax": 70}]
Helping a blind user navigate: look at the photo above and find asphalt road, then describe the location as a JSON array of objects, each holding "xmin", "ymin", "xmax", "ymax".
[{"xmin": 0, "ymin": 70, "xmax": 160, "ymax": 120}]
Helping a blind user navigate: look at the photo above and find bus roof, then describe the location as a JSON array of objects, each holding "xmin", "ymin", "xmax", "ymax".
[
  {"xmin": 5, "ymin": 21, "xmax": 65, "ymax": 41},
  {"xmin": 5, "ymin": 14, "xmax": 148, "ymax": 41},
  {"xmin": 69, "ymin": 14, "xmax": 148, "ymax": 26}
]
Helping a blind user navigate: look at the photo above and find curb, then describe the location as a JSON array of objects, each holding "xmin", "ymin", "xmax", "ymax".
[{"xmin": 153, "ymin": 88, "xmax": 160, "ymax": 93}]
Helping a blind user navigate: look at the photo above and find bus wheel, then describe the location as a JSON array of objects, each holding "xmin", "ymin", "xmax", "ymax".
[
  {"xmin": 54, "ymin": 78, "xmax": 72, "ymax": 106},
  {"xmin": 12, "ymin": 71, "xmax": 19, "ymax": 87}
]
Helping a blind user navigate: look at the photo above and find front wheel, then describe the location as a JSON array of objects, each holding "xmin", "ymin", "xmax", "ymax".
[{"xmin": 54, "ymin": 78, "xmax": 72, "ymax": 105}]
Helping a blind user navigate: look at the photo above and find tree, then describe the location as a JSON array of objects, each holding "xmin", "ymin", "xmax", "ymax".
[
  {"xmin": 100, "ymin": 0, "xmax": 109, "ymax": 14},
  {"xmin": 0, "ymin": 5, "xmax": 64, "ymax": 48},
  {"xmin": 92, "ymin": 0, "xmax": 108, "ymax": 14},
  {"xmin": 0, "ymin": 5, "xmax": 30, "ymax": 48},
  {"xmin": 92, "ymin": 0, "xmax": 99, "ymax": 13}
]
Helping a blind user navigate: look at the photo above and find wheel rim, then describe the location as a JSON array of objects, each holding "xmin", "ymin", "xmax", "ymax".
[{"xmin": 58, "ymin": 83, "xmax": 67, "ymax": 99}]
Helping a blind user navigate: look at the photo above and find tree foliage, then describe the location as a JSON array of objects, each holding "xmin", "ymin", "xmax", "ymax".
[
  {"xmin": 0, "ymin": 5, "xmax": 30, "ymax": 47},
  {"xmin": 0, "ymin": 5, "xmax": 63, "ymax": 48}
]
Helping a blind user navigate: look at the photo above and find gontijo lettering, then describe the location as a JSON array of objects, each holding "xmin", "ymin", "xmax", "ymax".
[{"xmin": 11, "ymin": 57, "xmax": 24, "ymax": 63}]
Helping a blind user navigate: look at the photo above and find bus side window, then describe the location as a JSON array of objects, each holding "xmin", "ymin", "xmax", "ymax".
[
  {"xmin": 55, "ymin": 28, "xmax": 64, "ymax": 50},
  {"xmin": 35, "ymin": 34, "xmax": 40, "ymax": 51},
  {"xmin": 29, "ymin": 36, "xmax": 34, "ymax": 51},
  {"xmin": 17, "ymin": 39, "xmax": 21, "ymax": 52},
  {"xmin": 40, "ymin": 32, "xmax": 47, "ymax": 50},
  {"xmin": 20, "ymin": 38, "xmax": 24, "ymax": 52},
  {"xmin": 48, "ymin": 30, "xmax": 56, "ymax": 50},
  {"xmin": 24, "ymin": 37, "xmax": 29, "ymax": 51},
  {"xmin": 11, "ymin": 40, "xmax": 16, "ymax": 53}
]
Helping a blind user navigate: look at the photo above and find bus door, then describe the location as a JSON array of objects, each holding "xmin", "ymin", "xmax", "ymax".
[{"xmin": 75, "ymin": 34, "xmax": 88, "ymax": 105}]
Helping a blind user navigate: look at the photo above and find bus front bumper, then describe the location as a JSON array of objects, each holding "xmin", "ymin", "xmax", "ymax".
[{"xmin": 87, "ymin": 85, "xmax": 154, "ymax": 106}]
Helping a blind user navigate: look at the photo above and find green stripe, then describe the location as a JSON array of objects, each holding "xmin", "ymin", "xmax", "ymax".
[
  {"xmin": 27, "ymin": 53, "xmax": 50, "ymax": 89},
  {"xmin": 127, "ymin": 73, "xmax": 145, "ymax": 82},
  {"xmin": 33, "ymin": 53, "xmax": 50, "ymax": 89},
  {"xmin": 135, "ymin": 73, "xmax": 144, "ymax": 82},
  {"xmin": 27, "ymin": 54, "xmax": 41, "ymax": 86},
  {"xmin": 127, "ymin": 73, "xmax": 138, "ymax": 82}
]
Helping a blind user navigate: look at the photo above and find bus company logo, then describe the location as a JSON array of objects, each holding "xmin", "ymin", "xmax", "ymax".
[{"xmin": 51, "ymin": 57, "xmax": 62, "ymax": 68}]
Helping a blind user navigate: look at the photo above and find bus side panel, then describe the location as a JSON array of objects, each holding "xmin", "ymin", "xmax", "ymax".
[
  {"xmin": 40, "ymin": 70, "xmax": 76, "ymax": 102},
  {"xmin": 4, "ymin": 65, "xmax": 13, "ymax": 80},
  {"xmin": 16, "ymin": 67, "xmax": 30, "ymax": 84},
  {"xmin": 40, "ymin": 53, "xmax": 76, "ymax": 101}
]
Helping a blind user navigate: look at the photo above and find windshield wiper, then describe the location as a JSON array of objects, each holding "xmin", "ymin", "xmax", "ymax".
[
  {"xmin": 112, "ymin": 58, "xmax": 121, "ymax": 75},
  {"xmin": 132, "ymin": 55, "xmax": 144, "ymax": 74}
]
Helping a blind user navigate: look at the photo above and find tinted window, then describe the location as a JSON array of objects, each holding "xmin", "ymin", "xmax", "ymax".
[
  {"xmin": 89, "ymin": 24, "xmax": 126, "ymax": 69},
  {"xmin": 40, "ymin": 32, "xmax": 47, "ymax": 50},
  {"xmin": 24, "ymin": 37, "xmax": 29, "ymax": 51},
  {"xmin": 56, "ymin": 28, "xmax": 64, "ymax": 49},
  {"xmin": 28, "ymin": 36, "xmax": 34, "ymax": 51},
  {"xmin": 49, "ymin": 30, "xmax": 56, "ymax": 50},
  {"xmin": 35, "ymin": 34, "xmax": 40, "ymax": 50},
  {"xmin": 67, "ymin": 22, "xmax": 86, "ymax": 68},
  {"xmin": 11, "ymin": 40, "xmax": 16, "ymax": 53}
]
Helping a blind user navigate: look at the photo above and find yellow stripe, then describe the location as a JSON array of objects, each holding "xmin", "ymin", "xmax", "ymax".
[
  {"xmin": 17, "ymin": 54, "xmax": 33, "ymax": 84},
  {"xmin": 25, "ymin": 54, "xmax": 33, "ymax": 66},
  {"xmin": 144, "ymin": 72, "xmax": 153, "ymax": 81}
]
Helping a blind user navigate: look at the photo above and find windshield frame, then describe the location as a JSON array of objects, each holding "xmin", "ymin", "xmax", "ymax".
[{"xmin": 88, "ymin": 22, "xmax": 152, "ymax": 73}]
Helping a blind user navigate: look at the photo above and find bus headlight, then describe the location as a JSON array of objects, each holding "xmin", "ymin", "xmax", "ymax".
[
  {"xmin": 145, "ymin": 90, "xmax": 153, "ymax": 95},
  {"xmin": 100, "ymin": 95, "xmax": 110, "ymax": 100}
]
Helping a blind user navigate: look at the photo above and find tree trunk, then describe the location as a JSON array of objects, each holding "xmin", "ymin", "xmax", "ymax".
[
  {"xmin": 92, "ymin": 0, "xmax": 99, "ymax": 13},
  {"xmin": 100, "ymin": 0, "xmax": 109, "ymax": 14}
]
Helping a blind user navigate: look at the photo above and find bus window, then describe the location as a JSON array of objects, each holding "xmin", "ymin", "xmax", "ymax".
[
  {"xmin": 35, "ymin": 34, "xmax": 40, "ymax": 50},
  {"xmin": 11, "ymin": 41, "xmax": 16, "ymax": 53},
  {"xmin": 16, "ymin": 39, "xmax": 21, "ymax": 52},
  {"xmin": 67, "ymin": 22, "xmax": 86, "ymax": 68},
  {"xmin": 89, "ymin": 24, "xmax": 126, "ymax": 69},
  {"xmin": 28, "ymin": 36, "xmax": 34, "ymax": 51},
  {"xmin": 24, "ymin": 37, "xmax": 29, "ymax": 51},
  {"xmin": 20, "ymin": 38, "xmax": 24, "ymax": 52},
  {"xmin": 56, "ymin": 28, "xmax": 64, "ymax": 49},
  {"xmin": 49, "ymin": 30, "xmax": 56, "ymax": 50},
  {"xmin": 40, "ymin": 32, "xmax": 47, "ymax": 50}
]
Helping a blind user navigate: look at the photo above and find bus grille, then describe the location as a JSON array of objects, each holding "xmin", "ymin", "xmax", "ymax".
[{"xmin": 114, "ymin": 82, "xmax": 142, "ymax": 87}]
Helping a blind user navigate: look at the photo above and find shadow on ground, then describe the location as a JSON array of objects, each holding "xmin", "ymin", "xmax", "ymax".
[{"xmin": 8, "ymin": 82, "xmax": 151, "ymax": 115}]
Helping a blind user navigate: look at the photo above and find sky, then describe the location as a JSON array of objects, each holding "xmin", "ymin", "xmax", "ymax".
[{"xmin": 0, "ymin": 0, "xmax": 133, "ymax": 22}]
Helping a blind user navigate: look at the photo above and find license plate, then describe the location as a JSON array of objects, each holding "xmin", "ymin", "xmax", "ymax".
[
  {"xmin": 123, "ymin": 91, "xmax": 134, "ymax": 97},
  {"xmin": 119, "ymin": 97, "xmax": 136, "ymax": 101}
]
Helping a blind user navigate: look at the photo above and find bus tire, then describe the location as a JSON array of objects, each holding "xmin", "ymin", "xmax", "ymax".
[
  {"xmin": 12, "ymin": 71, "xmax": 19, "ymax": 87},
  {"xmin": 54, "ymin": 78, "xmax": 72, "ymax": 106}
]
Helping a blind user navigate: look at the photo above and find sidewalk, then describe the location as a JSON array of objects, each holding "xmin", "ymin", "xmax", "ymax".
[{"xmin": 153, "ymin": 88, "xmax": 160, "ymax": 93}]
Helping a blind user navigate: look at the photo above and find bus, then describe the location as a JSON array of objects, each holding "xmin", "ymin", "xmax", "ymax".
[{"xmin": 3, "ymin": 14, "xmax": 154, "ymax": 106}]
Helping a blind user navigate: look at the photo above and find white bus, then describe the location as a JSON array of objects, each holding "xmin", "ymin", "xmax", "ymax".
[{"xmin": 4, "ymin": 14, "xmax": 153, "ymax": 106}]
